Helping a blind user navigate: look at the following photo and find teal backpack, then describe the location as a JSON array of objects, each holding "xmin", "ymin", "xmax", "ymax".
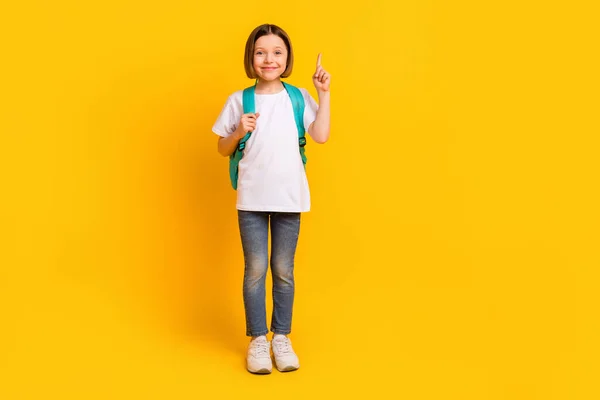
[{"xmin": 229, "ymin": 81, "xmax": 307, "ymax": 190}]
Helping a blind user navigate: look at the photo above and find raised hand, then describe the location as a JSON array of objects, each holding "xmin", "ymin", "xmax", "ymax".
[{"xmin": 313, "ymin": 53, "xmax": 330, "ymax": 93}]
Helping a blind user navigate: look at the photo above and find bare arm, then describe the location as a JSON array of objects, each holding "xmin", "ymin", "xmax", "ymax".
[
  {"xmin": 309, "ymin": 53, "xmax": 331, "ymax": 144},
  {"xmin": 308, "ymin": 91, "xmax": 330, "ymax": 144},
  {"xmin": 217, "ymin": 131, "xmax": 243, "ymax": 157}
]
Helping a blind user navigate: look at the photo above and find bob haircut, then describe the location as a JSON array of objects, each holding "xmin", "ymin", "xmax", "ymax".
[{"xmin": 244, "ymin": 24, "xmax": 294, "ymax": 79}]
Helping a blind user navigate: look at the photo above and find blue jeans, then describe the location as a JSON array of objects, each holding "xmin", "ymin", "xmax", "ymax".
[{"xmin": 238, "ymin": 210, "xmax": 301, "ymax": 337}]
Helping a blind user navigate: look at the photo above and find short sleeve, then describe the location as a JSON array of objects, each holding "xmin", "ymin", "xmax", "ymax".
[
  {"xmin": 300, "ymin": 88, "xmax": 319, "ymax": 137},
  {"xmin": 212, "ymin": 95, "xmax": 240, "ymax": 138}
]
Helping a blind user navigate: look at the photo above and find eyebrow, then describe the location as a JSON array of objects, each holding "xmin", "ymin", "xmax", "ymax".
[{"xmin": 255, "ymin": 46, "xmax": 285, "ymax": 51}]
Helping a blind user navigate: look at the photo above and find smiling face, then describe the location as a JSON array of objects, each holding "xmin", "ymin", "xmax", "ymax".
[
  {"xmin": 252, "ymin": 34, "xmax": 288, "ymax": 83},
  {"xmin": 244, "ymin": 24, "xmax": 294, "ymax": 80}
]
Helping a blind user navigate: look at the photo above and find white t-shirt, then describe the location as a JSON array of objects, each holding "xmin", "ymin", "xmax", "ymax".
[{"xmin": 212, "ymin": 87, "xmax": 318, "ymax": 212}]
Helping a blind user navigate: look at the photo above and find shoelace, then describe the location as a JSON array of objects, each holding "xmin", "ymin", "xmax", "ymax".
[
  {"xmin": 273, "ymin": 338, "xmax": 292, "ymax": 354},
  {"xmin": 252, "ymin": 341, "xmax": 270, "ymax": 357}
]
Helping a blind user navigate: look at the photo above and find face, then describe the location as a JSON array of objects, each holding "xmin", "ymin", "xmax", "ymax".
[{"xmin": 253, "ymin": 34, "xmax": 288, "ymax": 82}]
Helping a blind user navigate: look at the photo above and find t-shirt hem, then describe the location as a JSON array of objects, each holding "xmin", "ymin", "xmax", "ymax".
[{"xmin": 236, "ymin": 204, "xmax": 310, "ymax": 213}]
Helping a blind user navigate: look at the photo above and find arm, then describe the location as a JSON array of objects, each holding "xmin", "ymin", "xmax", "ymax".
[
  {"xmin": 309, "ymin": 53, "xmax": 331, "ymax": 144},
  {"xmin": 308, "ymin": 91, "xmax": 330, "ymax": 144},
  {"xmin": 217, "ymin": 130, "xmax": 244, "ymax": 157}
]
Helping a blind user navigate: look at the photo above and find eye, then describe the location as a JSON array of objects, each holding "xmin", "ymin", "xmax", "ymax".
[
  {"xmin": 275, "ymin": 51, "xmax": 282, "ymax": 55},
  {"xmin": 255, "ymin": 51, "xmax": 263, "ymax": 55}
]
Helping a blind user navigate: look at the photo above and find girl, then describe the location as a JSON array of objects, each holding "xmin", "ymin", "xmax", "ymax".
[{"xmin": 212, "ymin": 23, "xmax": 330, "ymax": 374}]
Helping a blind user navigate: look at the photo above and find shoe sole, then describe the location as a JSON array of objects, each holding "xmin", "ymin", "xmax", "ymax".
[
  {"xmin": 276, "ymin": 364, "xmax": 299, "ymax": 372},
  {"xmin": 247, "ymin": 367, "xmax": 272, "ymax": 374}
]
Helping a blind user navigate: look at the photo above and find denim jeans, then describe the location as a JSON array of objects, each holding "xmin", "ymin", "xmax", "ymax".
[{"xmin": 238, "ymin": 210, "xmax": 301, "ymax": 337}]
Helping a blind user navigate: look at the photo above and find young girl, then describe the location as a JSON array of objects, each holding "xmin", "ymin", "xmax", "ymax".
[{"xmin": 211, "ymin": 23, "xmax": 330, "ymax": 374}]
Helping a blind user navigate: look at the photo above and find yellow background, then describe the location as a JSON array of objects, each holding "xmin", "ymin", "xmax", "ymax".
[{"xmin": 2, "ymin": 1, "xmax": 599, "ymax": 399}]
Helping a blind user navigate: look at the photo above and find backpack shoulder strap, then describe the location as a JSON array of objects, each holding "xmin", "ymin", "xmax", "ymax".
[
  {"xmin": 282, "ymin": 82, "xmax": 308, "ymax": 165},
  {"xmin": 242, "ymin": 85, "xmax": 255, "ymax": 113},
  {"xmin": 229, "ymin": 85, "xmax": 256, "ymax": 190},
  {"xmin": 282, "ymin": 82, "xmax": 305, "ymax": 139},
  {"xmin": 239, "ymin": 85, "xmax": 256, "ymax": 150}
]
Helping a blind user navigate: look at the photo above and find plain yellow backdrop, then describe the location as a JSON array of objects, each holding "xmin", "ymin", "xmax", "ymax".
[{"xmin": 1, "ymin": 1, "xmax": 599, "ymax": 399}]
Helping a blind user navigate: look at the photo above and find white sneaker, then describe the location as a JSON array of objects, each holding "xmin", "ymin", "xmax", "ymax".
[
  {"xmin": 271, "ymin": 335, "xmax": 300, "ymax": 372},
  {"xmin": 246, "ymin": 336, "xmax": 272, "ymax": 374}
]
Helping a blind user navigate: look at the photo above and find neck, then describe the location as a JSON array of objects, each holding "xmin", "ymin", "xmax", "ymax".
[{"xmin": 255, "ymin": 78, "xmax": 284, "ymax": 94}]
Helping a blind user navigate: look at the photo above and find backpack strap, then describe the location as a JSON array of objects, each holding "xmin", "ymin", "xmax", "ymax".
[
  {"xmin": 282, "ymin": 82, "xmax": 307, "ymax": 166},
  {"xmin": 239, "ymin": 86, "xmax": 256, "ymax": 150},
  {"xmin": 229, "ymin": 85, "xmax": 256, "ymax": 190}
]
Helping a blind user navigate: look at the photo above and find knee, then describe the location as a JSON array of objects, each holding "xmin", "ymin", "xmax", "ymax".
[
  {"xmin": 272, "ymin": 262, "xmax": 294, "ymax": 287},
  {"xmin": 245, "ymin": 256, "xmax": 268, "ymax": 283}
]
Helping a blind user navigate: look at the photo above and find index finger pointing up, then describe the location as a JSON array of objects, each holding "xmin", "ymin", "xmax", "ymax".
[{"xmin": 316, "ymin": 53, "xmax": 322, "ymax": 67}]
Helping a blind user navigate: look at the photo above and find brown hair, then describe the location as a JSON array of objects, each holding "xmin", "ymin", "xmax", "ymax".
[{"xmin": 244, "ymin": 24, "xmax": 294, "ymax": 79}]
